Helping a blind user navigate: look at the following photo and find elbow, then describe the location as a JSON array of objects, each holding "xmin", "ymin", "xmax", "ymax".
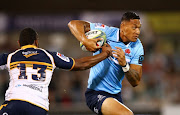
[
  {"xmin": 68, "ymin": 20, "xmax": 78, "ymax": 28},
  {"xmin": 131, "ymin": 80, "xmax": 140, "ymax": 87},
  {"xmin": 68, "ymin": 21, "xmax": 73, "ymax": 28}
]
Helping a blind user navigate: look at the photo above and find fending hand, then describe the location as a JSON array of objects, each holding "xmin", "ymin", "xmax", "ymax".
[{"xmin": 101, "ymin": 43, "xmax": 112, "ymax": 57}]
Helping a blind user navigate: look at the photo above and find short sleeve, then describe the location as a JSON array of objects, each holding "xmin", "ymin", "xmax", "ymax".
[
  {"xmin": 130, "ymin": 44, "xmax": 144, "ymax": 66},
  {"xmin": 90, "ymin": 23, "xmax": 109, "ymax": 31},
  {"xmin": 90, "ymin": 23, "xmax": 119, "ymax": 41},
  {"xmin": 50, "ymin": 52, "xmax": 75, "ymax": 70}
]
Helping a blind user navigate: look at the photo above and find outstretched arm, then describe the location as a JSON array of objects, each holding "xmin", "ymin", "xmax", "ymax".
[
  {"xmin": 68, "ymin": 20, "xmax": 102, "ymax": 52},
  {"xmin": 112, "ymin": 47, "xmax": 142, "ymax": 87},
  {"xmin": 72, "ymin": 44, "xmax": 111, "ymax": 71}
]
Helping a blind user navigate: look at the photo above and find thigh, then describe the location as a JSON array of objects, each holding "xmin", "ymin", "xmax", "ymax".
[
  {"xmin": 0, "ymin": 101, "xmax": 16, "ymax": 115},
  {"xmin": 85, "ymin": 89, "xmax": 108, "ymax": 115},
  {"xmin": 101, "ymin": 98, "xmax": 133, "ymax": 115}
]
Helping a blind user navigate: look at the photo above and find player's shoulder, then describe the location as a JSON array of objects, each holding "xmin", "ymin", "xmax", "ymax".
[
  {"xmin": 90, "ymin": 22, "xmax": 118, "ymax": 30},
  {"xmin": 131, "ymin": 38, "xmax": 143, "ymax": 49}
]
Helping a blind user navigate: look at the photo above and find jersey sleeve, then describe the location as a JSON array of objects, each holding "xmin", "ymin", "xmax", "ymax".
[
  {"xmin": 0, "ymin": 53, "xmax": 8, "ymax": 66},
  {"xmin": 50, "ymin": 52, "xmax": 75, "ymax": 70},
  {"xmin": 90, "ymin": 23, "xmax": 109, "ymax": 32},
  {"xmin": 90, "ymin": 23, "xmax": 113, "ymax": 38},
  {"xmin": 90, "ymin": 22, "xmax": 119, "ymax": 41},
  {"xmin": 130, "ymin": 42, "xmax": 144, "ymax": 66}
]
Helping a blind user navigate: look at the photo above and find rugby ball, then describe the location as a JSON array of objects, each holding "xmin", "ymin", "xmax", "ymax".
[{"xmin": 80, "ymin": 30, "xmax": 107, "ymax": 51}]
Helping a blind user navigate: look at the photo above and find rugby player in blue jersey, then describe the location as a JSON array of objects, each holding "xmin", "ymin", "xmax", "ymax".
[
  {"xmin": 68, "ymin": 11, "xmax": 144, "ymax": 115},
  {"xmin": 0, "ymin": 28, "xmax": 111, "ymax": 115}
]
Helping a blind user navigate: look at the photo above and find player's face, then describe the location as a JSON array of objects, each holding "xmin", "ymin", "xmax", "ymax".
[{"xmin": 121, "ymin": 19, "xmax": 141, "ymax": 42}]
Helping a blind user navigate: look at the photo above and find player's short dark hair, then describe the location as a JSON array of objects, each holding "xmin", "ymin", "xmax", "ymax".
[
  {"xmin": 19, "ymin": 28, "xmax": 38, "ymax": 47},
  {"xmin": 121, "ymin": 11, "xmax": 140, "ymax": 22}
]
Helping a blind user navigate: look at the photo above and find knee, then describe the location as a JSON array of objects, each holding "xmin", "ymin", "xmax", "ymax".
[
  {"xmin": 124, "ymin": 110, "xmax": 134, "ymax": 115},
  {"xmin": 117, "ymin": 110, "xmax": 133, "ymax": 115}
]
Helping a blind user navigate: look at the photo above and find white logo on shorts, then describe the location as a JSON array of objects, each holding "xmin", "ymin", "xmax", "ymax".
[
  {"xmin": 94, "ymin": 107, "xmax": 99, "ymax": 114},
  {"xmin": 97, "ymin": 94, "xmax": 106, "ymax": 102},
  {"xmin": 3, "ymin": 112, "xmax": 8, "ymax": 115}
]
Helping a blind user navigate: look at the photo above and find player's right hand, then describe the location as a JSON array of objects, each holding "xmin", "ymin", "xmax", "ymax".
[
  {"xmin": 83, "ymin": 38, "xmax": 103, "ymax": 52},
  {"xmin": 101, "ymin": 43, "xmax": 112, "ymax": 57}
]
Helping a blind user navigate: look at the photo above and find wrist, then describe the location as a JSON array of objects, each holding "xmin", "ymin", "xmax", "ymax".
[
  {"xmin": 122, "ymin": 62, "xmax": 130, "ymax": 73},
  {"xmin": 81, "ymin": 37, "xmax": 88, "ymax": 44},
  {"xmin": 101, "ymin": 51, "xmax": 109, "ymax": 57}
]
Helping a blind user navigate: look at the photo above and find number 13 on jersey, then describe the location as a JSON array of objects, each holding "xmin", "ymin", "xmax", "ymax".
[{"xmin": 17, "ymin": 63, "xmax": 47, "ymax": 81}]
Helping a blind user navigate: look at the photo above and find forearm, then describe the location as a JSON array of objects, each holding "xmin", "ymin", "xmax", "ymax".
[
  {"xmin": 125, "ymin": 68, "xmax": 141, "ymax": 87},
  {"xmin": 73, "ymin": 52, "xmax": 109, "ymax": 71},
  {"xmin": 68, "ymin": 20, "xmax": 89, "ymax": 43}
]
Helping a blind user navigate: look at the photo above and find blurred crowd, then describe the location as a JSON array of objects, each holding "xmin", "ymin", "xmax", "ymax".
[{"xmin": 0, "ymin": 12, "xmax": 179, "ymax": 114}]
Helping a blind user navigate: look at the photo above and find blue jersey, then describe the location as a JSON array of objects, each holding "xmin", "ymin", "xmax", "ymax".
[
  {"xmin": 87, "ymin": 23, "xmax": 144, "ymax": 94},
  {"xmin": 0, "ymin": 45, "xmax": 75, "ymax": 110}
]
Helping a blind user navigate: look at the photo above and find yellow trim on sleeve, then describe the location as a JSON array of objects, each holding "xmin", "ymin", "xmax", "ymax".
[
  {"xmin": 9, "ymin": 99, "xmax": 48, "ymax": 111},
  {"xmin": 70, "ymin": 58, "xmax": 75, "ymax": 71}
]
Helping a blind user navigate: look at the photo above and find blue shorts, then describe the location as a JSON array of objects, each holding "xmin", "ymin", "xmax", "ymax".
[
  {"xmin": 85, "ymin": 88, "xmax": 123, "ymax": 115},
  {"xmin": 0, "ymin": 100, "xmax": 48, "ymax": 115}
]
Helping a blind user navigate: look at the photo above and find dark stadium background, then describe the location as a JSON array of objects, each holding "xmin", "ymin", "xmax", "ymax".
[{"xmin": 0, "ymin": 0, "xmax": 179, "ymax": 115}]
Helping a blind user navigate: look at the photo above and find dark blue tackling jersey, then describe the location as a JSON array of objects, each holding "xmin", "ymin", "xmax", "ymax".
[
  {"xmin": 0, "ymin": 45, "xmax": 75, "ymax": 111},
  {"xmin": 0, "ymin": 45, "xmax": 75, "ymax": 70}
]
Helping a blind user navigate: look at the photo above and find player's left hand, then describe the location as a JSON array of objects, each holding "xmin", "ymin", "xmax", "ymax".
[{"xmin": 112, "ymin": 47, "xmax": 126, "ymax": 66}]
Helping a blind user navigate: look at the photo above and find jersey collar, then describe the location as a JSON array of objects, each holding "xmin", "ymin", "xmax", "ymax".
[{"xmin": 21, "ymin": 45, "xmax": 37, "ymax": 49}]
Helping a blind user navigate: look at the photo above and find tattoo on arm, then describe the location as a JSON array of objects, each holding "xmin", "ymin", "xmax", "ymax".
[{"xmin": 125, "ymin": 68, "xmax": 140, "ymax": 87}]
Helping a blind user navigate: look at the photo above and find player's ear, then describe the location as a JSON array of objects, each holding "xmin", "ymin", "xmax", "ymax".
[
  {"xmin": 120, "ymin": 21, "xmax": 125, "ymax": 28},
  {"xmin": 34, "ymin": 40, "xmax": 39, "ymax": 47},
  {"xmin": 17, "ymin": 40, "xmax": 21, "ymax": 47}
]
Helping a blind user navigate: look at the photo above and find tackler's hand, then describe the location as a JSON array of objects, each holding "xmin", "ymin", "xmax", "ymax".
[{"xmin": 101, "ymin": 43, "xmax": 112, "ymax": 57}]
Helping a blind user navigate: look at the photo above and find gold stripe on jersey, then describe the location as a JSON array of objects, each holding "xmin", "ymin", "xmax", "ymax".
[
  {"xmin": 9, "ymin": 99, "xmax": 48, "ymax": 111},
  {"xmin": 10, "ymin": 61, "xmax": 53, "ymax": 71}
]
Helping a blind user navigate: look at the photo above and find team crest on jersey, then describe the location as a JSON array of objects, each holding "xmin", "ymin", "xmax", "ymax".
[
  {"xmin": 57, "ymin": 52, "xmax": 70, "ymax": 62},
  {"xmin": 22, "ymin": 51, "xmax": 39, "ymax": 58},
  {"xmin": 95, "ymin": 23, "xmax": 106, "ymax": 29},
  {"xmin": 125, "ymin": 49, "xmax": 130, "ymax": 54},
  {"xmin": 125, "ymin": 49, "xmax": 132, "ymax": 57}
]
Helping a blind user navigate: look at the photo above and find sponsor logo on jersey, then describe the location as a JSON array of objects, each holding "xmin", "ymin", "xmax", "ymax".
[
  {"xmin": 22, "ymin": 51, "xmax": 39, "ymax": 58},
  {"xmin": 23, "ymin": 84, "xmax": 43, "ymax": 92},
  {"xmin": 95, "ymin": 23, "xmax": 105, "ymax": 29},
  {"xmin": 15, "ymin": 84, "xmax": 22, "ymax": 87},
  {"xmin": 138, "ymin": 55, "xmax": 144, "ymax": 64},
  {"xmin": 56, "ymin": 52, "xmax": 70, "ymax": 62}
]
